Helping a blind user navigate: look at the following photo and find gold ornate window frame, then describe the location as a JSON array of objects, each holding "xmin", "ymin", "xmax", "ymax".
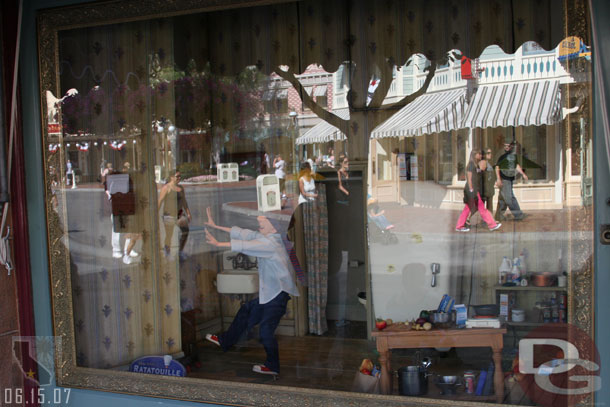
[{"xmin": 37, "ymin": 0, "xmax": 594, "ymax": 406}]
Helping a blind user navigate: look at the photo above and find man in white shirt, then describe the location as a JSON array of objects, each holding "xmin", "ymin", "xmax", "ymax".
[
  {"xmin": 273, "ymin": 154, "xmax": 286, "ymax": 197},
  {"xmin": 204, "ymin": 207, "xmax": 298, "ymax": 376}
]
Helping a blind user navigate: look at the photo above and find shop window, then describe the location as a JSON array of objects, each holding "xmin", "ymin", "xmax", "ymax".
[
  {"xmin": 316, "ymin": 95, "xmax": 328, "ymax": 108},
  {"xmin": 425, "ymin": 133, "xmax": 435, "ymax": 181},
  {"xmin": 438, "ymin": 132, "xmax": 452, "ymax": 183},
  {"xmin": 37, "ymin": 1, "xmax": 594, "ymax": 406},
  {"xmin": 520, "ymin": 126, "xmax": 548, "ymax": 181},
  {"xmin": 456, "ymin": 130, "xmax": 467, "ymax": 181},
  {"xmin": 571, "ymin": 119, "xmax": 582, "ymax": 176}
]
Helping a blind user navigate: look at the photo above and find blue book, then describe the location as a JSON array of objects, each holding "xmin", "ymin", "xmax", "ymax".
[
  {"xmin": 475, "ymin": 369, "xmax": 487, "ymax": 396},
  {"xmin": 482, "ymin": 362, "xmax": 494, "ymax": 396},
  {"xmin": 437, "ymin": 294, "xmax": 448, "ymax": 312}
]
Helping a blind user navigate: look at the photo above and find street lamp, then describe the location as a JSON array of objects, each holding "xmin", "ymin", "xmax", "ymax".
[
  {"xmin": 288, "ymin": 111, "xmax": 298, "ymax": 173},
  {"xmin": 154, "ymin": 119, "xmax": 177, "ymax": 177}
]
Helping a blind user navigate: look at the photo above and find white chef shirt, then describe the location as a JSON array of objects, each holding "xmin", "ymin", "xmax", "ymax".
[{"xmin": 230, "ymin": 226, "xmax": 298, "ymax": 304}]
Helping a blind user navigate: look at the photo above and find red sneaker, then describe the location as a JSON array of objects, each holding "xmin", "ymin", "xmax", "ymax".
[
  {"xmin": 252, "ymin": 364, "xmax": 278, "ymax": 375},
  {"xmin": 205, "ymin": 333, "xmax": 220, "ymax": 346}
]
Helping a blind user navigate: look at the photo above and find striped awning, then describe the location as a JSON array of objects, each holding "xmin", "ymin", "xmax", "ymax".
[
  {"xmin": 461, "ymin": 80, "xmax": 561, "ymax": 129},
  {"xmin": 370, "ymin": 88, "xmax": 467, "ymax": 139},
  {"xmin": 295, "ymin": 109, "xmax": 349, "ymax": 145}
]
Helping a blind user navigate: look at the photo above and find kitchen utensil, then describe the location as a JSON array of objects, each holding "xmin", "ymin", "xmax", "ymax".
[
  {"xmin": 398, "ymin": 366, "xmax": 428, "ymax": 396},
  {"xmin": 430, "ymin": 312, "xmax": 450, "ymax": 323},
  {"xmin": 431, "ymin": 263, "xmax": 440, "ymax": 287},
  {"xmin": 421, "ymin": 357, "xmax": 432, "ymax": 370},
  {"xmin": 435, "ymin": 375, "xmax": 461, "ymax": 395}
]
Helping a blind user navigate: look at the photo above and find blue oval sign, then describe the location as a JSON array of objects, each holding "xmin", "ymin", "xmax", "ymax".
[{"xmin": 129, "ymin": 356, "xmax": 186, "ymax": 377}]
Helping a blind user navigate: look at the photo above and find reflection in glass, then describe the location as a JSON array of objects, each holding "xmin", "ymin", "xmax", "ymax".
[{"xmin": 44, "ymin": 5, "xmax": 593, "ymax": 404}]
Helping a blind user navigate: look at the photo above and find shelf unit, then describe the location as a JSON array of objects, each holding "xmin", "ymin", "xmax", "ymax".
[
  {"xmin": 492, "ymin": 285, "xmax": 567, "ymax": 292},
  {"xmin": 493, "ymin": 285, "xmax": 568, "ymax": 327}
]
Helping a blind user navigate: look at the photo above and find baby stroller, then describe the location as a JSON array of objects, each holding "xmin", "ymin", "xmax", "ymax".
[{"xmin": 368, "ymin": 218, "xmax": 399, "ymax": 245}]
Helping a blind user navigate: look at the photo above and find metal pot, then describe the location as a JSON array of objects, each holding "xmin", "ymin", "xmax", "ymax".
[
  {"xmin": 430, "ymin": 312, "xmax": 450, "ymax": 323},
  {"xmin": 397, "ymin": 366, "xmax": 428, "ymax": 396},
  {"xmin": 435, "ymin": 375, "xmax": 461, "ymax": 395},
  {"xmin": 531, "ymin": 272, "xmax": 557, "ymax": 287}
]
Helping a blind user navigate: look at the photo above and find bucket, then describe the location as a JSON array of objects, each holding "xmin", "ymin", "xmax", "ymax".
[{"xmin": 397, "ymin": 366, "xmax": 428, "ymax": 396}]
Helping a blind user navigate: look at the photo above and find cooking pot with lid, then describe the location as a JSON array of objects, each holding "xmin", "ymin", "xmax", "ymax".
[{"xmin": 397, "ymin": 366, "xmax": 428, "ymax": 396}]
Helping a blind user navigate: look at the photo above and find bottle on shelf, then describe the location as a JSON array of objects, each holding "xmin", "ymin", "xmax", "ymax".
[
  {"xmin": 499, "ymin": 257, "xmax": 512, "ymax": 284},
  {"xmin": 519, "ymin": 250, "xmax": 526, "ymax": 276}
]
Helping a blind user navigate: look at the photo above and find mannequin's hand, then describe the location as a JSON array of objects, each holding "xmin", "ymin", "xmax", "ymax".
[
  {"xmin": 205, "ymin": 207, "xmax": 216, "ymax": 228},
  {"xmin": 205, "ymin": 229, "xmax": 218, "ymax": 246}
]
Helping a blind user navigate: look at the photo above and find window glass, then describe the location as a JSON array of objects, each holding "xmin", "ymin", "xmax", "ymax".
[
  {"xmin": 438, "ymin": 132, "xmax": 452, "ymax": 183},
  {"xmin": 520, "ymin": 126, "xmax": 547, "ymax": 181},
  {"xmin": 425, "ymin": 134, "xmax": 435, "ymax": 181},
  {"xmin": 571, "ymin": 119, "xmax": 582, "ymax": 176},
  {"xmin": 43, "ymin": 3, "xmax": 594, "ymax": 405},
  {"xmin": 456, "ymin": 130, "xmax": 467, "ymax": 181}
]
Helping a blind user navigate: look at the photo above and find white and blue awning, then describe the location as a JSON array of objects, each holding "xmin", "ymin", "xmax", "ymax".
[
  {"xmin": 295, "ymin": 109, "xmax": 349, "ymax": 145},
  {"xmin": 370, "ymin": 88, "xmax": 467, "ymax": 138},
  {"xmin": 461, "ymin": 79, "xmax": 561, "ymax": 129}
]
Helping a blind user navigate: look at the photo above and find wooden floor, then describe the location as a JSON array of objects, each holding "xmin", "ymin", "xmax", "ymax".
[
  {"xmin": 188, "ymin": 327, "xmax": 513, "ymax": 402},
  {"xmin": 190, "ymin": 332, "xmax": 377, "ymax": 390}
]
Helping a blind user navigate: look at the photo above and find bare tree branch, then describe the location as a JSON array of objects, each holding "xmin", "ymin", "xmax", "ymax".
[
  {"xmin": 274, "ymin": 66, "xmax": 350, "ymax": 135},
  {"xmin": 368, "ymin": 61, "xmax": 394, "ymax": 109},
  {"xmin": 382, "ymin": 63, "xmax": 437, "ymax": 112}
]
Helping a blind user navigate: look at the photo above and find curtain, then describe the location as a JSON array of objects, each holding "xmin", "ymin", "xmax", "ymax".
[
  {"xmin": 59, "ymin": 21, "xmax": 184, "ymax": 369},
  {"xmin": 303, "ymin": 184, "xmax": 329, "ymax": 335}
]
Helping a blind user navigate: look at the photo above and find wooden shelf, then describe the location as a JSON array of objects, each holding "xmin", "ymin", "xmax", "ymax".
[
  {"xmin": 494, "ymin": 285, "xmax": 567, "ymax": 291},
  {"xmin": 427, "ymin": 393, "xmax": 498, "ymax": 403},
  {"xmin": 505, "ymin": 321, "xmax": 549, "ymax": 327}
]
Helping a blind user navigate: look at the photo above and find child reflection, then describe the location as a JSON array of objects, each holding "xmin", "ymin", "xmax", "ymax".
[
  {"xmin": 204, "ymin": 207, "xmax": 298, "ymax": 376},
  {"xmin": 455, "ymin": 150, "xmax": 501, "ymax": 232},
  {"xmin": 367, "ymin": 197, "xmax": 394, "ymax": 231},
  {"xmin": 158, "ymin": 170, "xmax": 191, "ymax": 261}
]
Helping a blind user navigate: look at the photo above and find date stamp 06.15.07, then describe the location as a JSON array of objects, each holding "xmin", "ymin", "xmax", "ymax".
[{"xmin": 3, "ymin": 387, "xmax": 71, "ymax": 405}]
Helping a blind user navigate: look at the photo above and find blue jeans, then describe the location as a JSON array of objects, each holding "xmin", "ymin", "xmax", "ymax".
[
  {"xmin": 496, "ymin": 179, "xmax": 523, "ymax": 219},
  {"xmin": 218, "ymin": 291, "xmax": 290, "ymax": 373}
]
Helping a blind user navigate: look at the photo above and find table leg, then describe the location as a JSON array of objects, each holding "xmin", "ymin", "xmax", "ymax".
[
  {"xmin": 379, "ymin": 349, "xmax": 391, "ymax": 395},
  {"xmin": 492, "ymin": 348, "xmax": 504, "ymax": 403}
]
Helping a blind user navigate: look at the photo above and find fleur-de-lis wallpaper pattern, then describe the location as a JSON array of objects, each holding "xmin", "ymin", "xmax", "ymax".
[{"xmin": 58, "ymin": 0, "xmax": 571, "ymax": 370}]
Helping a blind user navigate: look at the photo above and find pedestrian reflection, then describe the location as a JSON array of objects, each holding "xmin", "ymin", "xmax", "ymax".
[
  {"xmin": 158, "ymin": 170, "xmax": 191, "ymax": 261},
  {"xmin": 455, "ymin": 150, "xmax": 501, "ymax": 232}
]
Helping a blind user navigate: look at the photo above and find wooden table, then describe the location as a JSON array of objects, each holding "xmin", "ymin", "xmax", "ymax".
[{"xmin": 372, "ymin": 326, "xmax": 507, "ymax": 403}]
